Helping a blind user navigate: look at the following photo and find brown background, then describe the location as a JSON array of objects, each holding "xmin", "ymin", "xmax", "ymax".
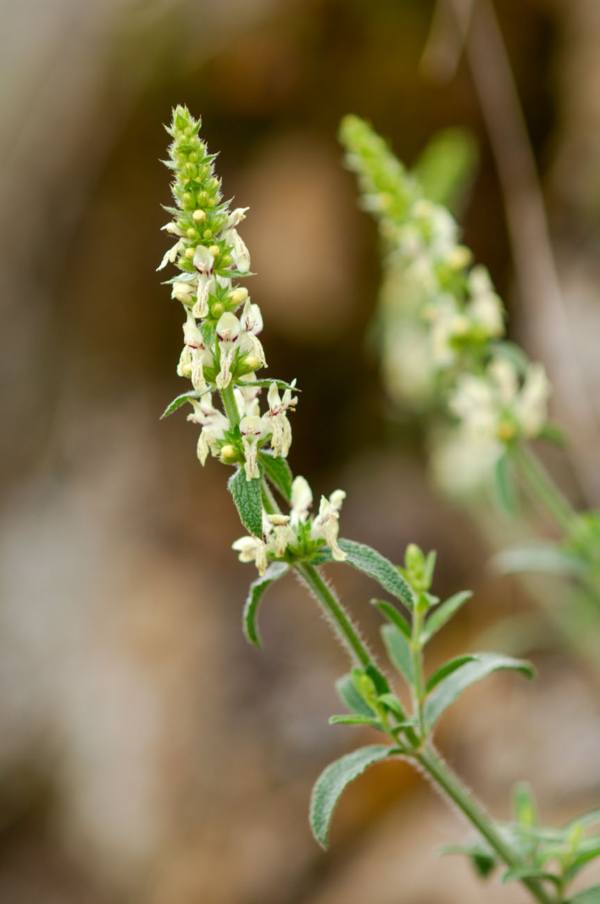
[{"xmin": 0, "ymin": 0, "xmax": 599, "ymax": 901}]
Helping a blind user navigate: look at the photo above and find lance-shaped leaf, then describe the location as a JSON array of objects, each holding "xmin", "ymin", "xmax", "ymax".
[
  {"xmin": 243, "ymin": 562, "xmax": 289, "ymax": 646},
  {"xmin": 438, "ymin": 841, "xmax": 497, "ymax": 879},
  {"xmin": 425, "ymin": 655, "xmax": 478, "ymax": 693},
  {"xmin": 329, "ymin": 714, "xmax": 381, "ymax": 727},
  {"xmin": 161, "ymin": 390, "xmax": 203, "ymax": 418},
  {"xmin": 501, "ymin": 867, "xmax": 562, "ymax": 889},
  {"xmin": 338, "ymin": 540, "xmax": 414, "ymax": 607},
  {"xmin": 494, "ymin": 544, "xmax": 582, "ymax": 578},
  {"xmin": 310, "ymin": 745, "xmax": 394, "ymax": 848},
  {"xmin": 381, "ymin": 624, "xmax": 414, "ymax": 685},
  {"xmin": 495, "ymin": 453, "xmax": 518, "ymax": 515},
  {"xmin": 372, "ymin": 599, "xmax": 411, "ymax": 639},
  {"xmin": 566, "ymin": 887, "xmax": 600, "ymax": 904},
  {"xmin": 512, "ymin": 781, "xmax": 538, "ymax": 828},
  {"xmin": 228, "ymin": 468, "xmax": 263, "ymax": 537},
  {"xmin": 247, "ymin": 378, "xmax": 300, "ymax": 392},
  {"xmin": 335, "ymin": 673, "xmax": 376, "ymax": 718},
  {"xmin": 259, "ymin": 452, "xmax": 293, "ymax": 502},
  {"xmin": 425, "ymin": 653, "xmax": 535, "ymax": 731},
  {"xmin": 422, "ymin": 591, "xmax": 472, "ymax": 642}
]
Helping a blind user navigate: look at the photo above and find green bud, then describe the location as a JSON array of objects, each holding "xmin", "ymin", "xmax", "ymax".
[{"xmin": 211, "ymin": 302, "xmax": 224, "ymax": 319}]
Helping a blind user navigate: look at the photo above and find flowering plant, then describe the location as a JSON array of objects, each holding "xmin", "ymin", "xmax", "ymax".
[
  {"xmin": 339, "ymin": 115, "xmax": 600, "ymax": 659},
  {"xmin": 159, "ymin": 107, "xmax": 600, "ymax": 904}
]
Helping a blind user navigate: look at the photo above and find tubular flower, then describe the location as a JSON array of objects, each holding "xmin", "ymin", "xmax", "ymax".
[
  {"xmin": 231, "ymin": 477, "xmax": 348, "ymax": 570},
  {"xmin": 264, "ymin": 381, "xmax": 298, "ymax": 458},
  {"xmin": 161, "ymin": 107, "xmax": 348, "ymax": 575}
]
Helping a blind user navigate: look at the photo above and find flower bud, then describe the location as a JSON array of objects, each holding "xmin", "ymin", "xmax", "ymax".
[
  {"xmin": 243, "ymin": 355, "xmax": 261, "ymax": 371},
  {"xmin": 220, "ymin": 444, "xmax": 238, "ymax": 463},
  {"xmin": 172, "ymin": 281, "xmax": 195, "ymax": 303},
  {"xmin": 230, "ymin": 287, "xmax": 248, "ymax": 306},
  {"xmin": 192, "ymin": 209, "xmax": 207, "ymax": 223},
  {"xmin": 184, "ymin": 247, "xmax": 195, "ymax": 259},
  {"xmin": 208, "ymin": 245, "xmax": 220, "ymax": 258}
]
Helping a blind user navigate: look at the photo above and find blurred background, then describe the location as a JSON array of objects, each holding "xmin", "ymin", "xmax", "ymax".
[{"xmin": 1, "ymin": 0, "xmax": 599, "ymax": 901}]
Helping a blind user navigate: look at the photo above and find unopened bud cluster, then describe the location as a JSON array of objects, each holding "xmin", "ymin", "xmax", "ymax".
[
  {"xmin": 339, "ymin": 115, "xmax": 551, "ymax": 491},
  {"xmin": 160, "ymin": 107, "xmax": 346, "ymax": 571}
]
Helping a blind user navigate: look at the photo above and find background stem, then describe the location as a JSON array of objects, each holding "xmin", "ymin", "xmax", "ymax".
[{"xmin": 511, "ymin": 442, "xmax": 576, "ymax": 535}]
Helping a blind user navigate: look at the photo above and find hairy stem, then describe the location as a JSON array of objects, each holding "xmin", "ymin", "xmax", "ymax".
[
  {"xmin": 417, "ymin": 746, "xmax": 558, "ymax": 904},
  {"xmin": 295, "ymin": 562, "xmax": 372, "ymax": 669},
  {"xmin": 220, "ymin": 383, "xmax": 240, "ymax": 427},
  {"xmin": 299, "ymin": 557, "xmax": 559, "ymax": 903},
  {"xmin": 511, "ymin": 443, "xmax": 576, "ymax": 536},
  {"xmin": 411, "ymin": 602, "xmax": 427, "ymax": 737}
]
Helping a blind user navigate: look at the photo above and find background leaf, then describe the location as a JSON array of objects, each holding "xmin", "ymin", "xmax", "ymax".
[
  {"xmin": 310, "ymin": 745, "xmax": 393, "ymax": 848},
  {"xmin": 425, "ymin": 653, "xmax": 535, "ymax": 730},
  {"xmin": 243, "ymin": 562, "xmax": 288, "ymax": 646},
  {"xmin": 228, "ymin": 468, "xmax": 263, "ymax": 537},
  {"xmin": 566, "ymin": 887, "xmax": 600, "ymax": 904},
  {"xmin": 494, "ymin": 544, "xmax": 582, "ymax": 577}
]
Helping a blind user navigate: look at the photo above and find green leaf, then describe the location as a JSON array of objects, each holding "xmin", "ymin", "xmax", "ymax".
[
  {"xmin": 259, "ymin": 452, "xmax": 293, "ymax": 502},
  {"xmin": 566, "ymin": 887, "xmax": 600, "ymax": 904},
  {"xmin": 425, "ymin": 653, "xmax": 535, "ymax": 730},
  {"xmin": 228, "ymin": 468, "xmax": 263, "ymax": 537},
  {"xmin": 335, "ymin": 673, "xmax": 376, "ymax": 718},
  {"xmin": 329, "ymin": 714, "xmax": 381, "ymax": 727},
  {"xmin": 422, "ymin": 591, "xmax": 472, "ymax": 642},
  {"xmin": 495, "ymin": 453, "xmax": 518, "ymax": 515},
  {"xmin": 245, "ymin": 378, "xmax": 299, "ymax": 392},
  {"xmin": 512, "ymin": 782, "xmax": 538, "ymax": 827},
  {"xmin": 425, "ymin": 655, "xmax": 478, "ymax": 693},
  {"xmin": 201, "ymin": 319, "xmax": 217, "ymax": 348},
  {"xmin": 413, "ymin": 127, "xmax": 478, "ymax": 214},
  {"xmin": 438, "ymin": 841, "xmax": 497, "ymax": 879},
  {"xmin": 338, "ymin": 540, "xmax": 414, "ymax": 607},
  {"xmin": 566, "ymin": 846, "xmax": 600, "ymax": 882},
  {"xmin": 365, "ymin": 663, "xmax": 391, "ymax": 696},
  {"xmin": 490, "ymin": 341, "xmax": 530, "ymax": 373},
  {"xmin": 567, "ymin": 810, "xmax": 600, "ymax": 831},
  {"xmin": 501, "ymin": 867, "xmax": 562, "ymax": 888},
  {"xmin": 494, "ymin": 544, "xmax": 582, "ymax": 577},
  {"xmin": 381, "ymin": 624, "xmax": 414, "ymax": 685},
  {"xmin": 160, "ymin": 390, "xmax": 202, "ymax": 418},
  {"xmin": 309, "ymin": 745, "xmax": 393, "ymax": 848},
  {"xmin": 372, "ymin": 599, "xmax": 411, "ymax": 638},
  {"xmin": 377, "ymin": 693, "xmax": 407, "ymax": 720},
  {"xmin": 242, "ymin": 562, "xmax": 288, "ymax": 646},
  {"xmin": 538, "ymin": 422, "xmax": 567, "ymax": 446}
]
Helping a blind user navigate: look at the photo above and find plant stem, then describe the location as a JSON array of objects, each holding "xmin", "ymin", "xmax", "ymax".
[
  {"xmin": 220, "ymin": 384, "xmax": 240, "ymax": 427},
  {"xmin": 511, "ymin": 442, "xmax": 576, "ymax": 536},
  {"xmin": 417, "ymin": 746, "xmax": 558, "ymax": 904},
  {"xmin": 299, "ymin": 558, "xmax": 559, "ymax": 904},
  {"xmin": 411, "ymin": 601, "xmax": 427, "ymax": 737},
  {"xmin": 295, "ymin": 562, "xmax": 372, "ymax": 669}
]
